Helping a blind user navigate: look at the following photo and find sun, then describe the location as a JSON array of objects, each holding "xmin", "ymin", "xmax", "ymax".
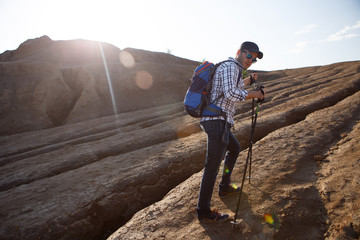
[{"xmin": 34, "ymin": 0, "xmax": 151, "ymax": 48}]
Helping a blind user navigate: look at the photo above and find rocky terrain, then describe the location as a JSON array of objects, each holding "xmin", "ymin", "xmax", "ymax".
[{"xmin": 0, "ymin": 36, "xmax": 359, "ymax": 240}]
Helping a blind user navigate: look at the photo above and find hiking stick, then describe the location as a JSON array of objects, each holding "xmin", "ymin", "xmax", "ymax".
[
  {"xmin": 249, "ymin": 100, "xmax": 260, "ymax": 183},
  {"xmin": 248, "ymin": 79, "xmax": 261, "ymax": 183},
  {"xmin": 232, "ymin": 102, "xmax": 259, "ymax": 228},
  {"xmin": 249, "ymin": 99, "xmax": 254, "ymax": 183},
  {"xmin": 232, "ymin": 84, "xmax": 260, "ymax": 229}
]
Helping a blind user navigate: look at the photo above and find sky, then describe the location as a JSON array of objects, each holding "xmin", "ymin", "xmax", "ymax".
[{"xmin": 0, "ymin": 0, "xmax": 359, "ymax": 71}]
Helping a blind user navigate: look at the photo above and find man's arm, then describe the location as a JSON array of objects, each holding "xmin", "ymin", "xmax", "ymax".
[{"xmin": 245, "ymin": 88, "xmax": 265, "ymax": 100}]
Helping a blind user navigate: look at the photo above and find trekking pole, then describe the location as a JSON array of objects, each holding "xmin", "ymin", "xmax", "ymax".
[
  {"xmin": 231, "ymin": 98, "xmax": 259, "ymax": 229},
  {"xmin": 232, "ymin": 83, "xmax": 262, "ymax": 229},
  {"xmin": 249, "ymin": 99, "xmax": 260, "ymax": 183},
  {"xmin": 248, "ymin": 81, "xmax": 261, "ymax": 183}
]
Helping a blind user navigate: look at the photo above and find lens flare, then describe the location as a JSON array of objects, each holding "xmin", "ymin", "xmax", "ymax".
[
  {"xmin": 99, "ymin": 42, "xmax": 118, "ymax": 119},
  {"xmin": 263, "ymin": 213, "xmax": 274, "ymax": 225},
  {"xmin": 119, "ymin": 51, "xmax": 135, "ymax": 68},
  {"xmin": 231, "ymin": 183, "xmax": 238, "ymax": 189},
  {"xmin": 135, "ymin": 70, "xmax": 153, "ymax": 90},
  {"xmin": 225, "ymin": 168, "xmax": 229, "ymax": 173}
]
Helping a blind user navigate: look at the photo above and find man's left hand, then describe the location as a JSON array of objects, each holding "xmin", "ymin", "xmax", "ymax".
[{"xmin": 250, "ymin": 73, "xmax": 258, "ymax": 85}]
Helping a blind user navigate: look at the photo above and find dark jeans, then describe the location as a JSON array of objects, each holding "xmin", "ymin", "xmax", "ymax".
[{"xmin": 197, "ymin": 120, "xmax": 241, "ymax": 214}]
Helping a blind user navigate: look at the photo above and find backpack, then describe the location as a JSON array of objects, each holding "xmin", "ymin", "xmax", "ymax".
[{"xmin": 184, "ymin": 60, "xmax": 229, "ymax": 118}]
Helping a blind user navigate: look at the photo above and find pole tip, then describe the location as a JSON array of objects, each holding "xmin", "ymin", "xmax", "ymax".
[{"xmin": 231, "ymin": 219, "xmax": 244, "ymax": 231}]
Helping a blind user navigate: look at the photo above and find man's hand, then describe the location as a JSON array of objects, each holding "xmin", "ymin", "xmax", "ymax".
[
  {"xmin": 244, "ymin": 73, "xmax": 258, "ymax": 86},
  {"xmin": 244, "ymin": 86, "xmax": 265, "ymax": 101},
  {"xmin": 250, "ymin": 73, "xmax": 258, "ymax": 85},
  {"xmin": 256, "ymin": 85, "xmax": 265, "ymax": 103}
]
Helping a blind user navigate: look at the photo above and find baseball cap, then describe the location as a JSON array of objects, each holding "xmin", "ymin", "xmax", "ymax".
[{"xmin": 240, "ymin": 41, "xmax": 263, "ymax": 59}]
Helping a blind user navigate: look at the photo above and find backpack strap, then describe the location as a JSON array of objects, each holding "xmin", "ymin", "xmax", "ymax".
[{"xmin": 205, "ymin": 104, "xmax": 225, "ymax": 117}]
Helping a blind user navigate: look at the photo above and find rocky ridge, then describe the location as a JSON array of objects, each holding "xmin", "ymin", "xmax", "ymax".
[
  {"xmin": 0, "ymin": 36, "xmax": 359, "ymax": 239},
  {"xmin": 0, "ymin": 36, "xmax": 197, "ymax": 135}
]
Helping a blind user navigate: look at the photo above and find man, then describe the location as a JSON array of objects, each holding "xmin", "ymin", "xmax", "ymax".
[{"xmin": 196, "ymin": 41, "xmax": 265, "ymax": 222}]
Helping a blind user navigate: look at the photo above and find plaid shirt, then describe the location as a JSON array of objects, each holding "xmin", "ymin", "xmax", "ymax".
[{"xmin": 201, "ymin": 58, "xmax": 248, "ymax": 125}]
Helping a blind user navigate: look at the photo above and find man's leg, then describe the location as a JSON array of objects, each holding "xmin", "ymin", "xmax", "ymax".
[
  {"xmin": 197, "ymin": 120, "xmax": 227, "ymax": 213},
  {"xmin": 220, "ymin": 131, "xmax": 241, "ymax": 191}
]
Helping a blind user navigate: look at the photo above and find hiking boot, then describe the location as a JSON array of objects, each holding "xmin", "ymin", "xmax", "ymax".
[
  {"xmin": 197, "ymin": 209, "xmax": 229, "ymax": 222},
  {"xmin": 219, "ymin": 184, "xmax": 240, "ymax": 198}
]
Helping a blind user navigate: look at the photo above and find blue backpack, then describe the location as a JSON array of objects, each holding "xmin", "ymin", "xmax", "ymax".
[{"xmin": 184, "ymin": 60, "xmax": 229, "ymax": 118}]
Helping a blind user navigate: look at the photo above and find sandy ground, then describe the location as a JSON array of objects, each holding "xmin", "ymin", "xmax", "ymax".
[{"xmin": 109, "ymin": 91, "xmax": 360, "ymax": 240}]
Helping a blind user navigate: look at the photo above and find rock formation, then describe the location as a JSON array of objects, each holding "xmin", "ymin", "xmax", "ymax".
[
  {"xmin": 0, "ymin": 36, "xmax": 359, "ymax": 240},
  {"xmin": 0, "ymin": 35, "xmax": 197, "ymax": 135}
]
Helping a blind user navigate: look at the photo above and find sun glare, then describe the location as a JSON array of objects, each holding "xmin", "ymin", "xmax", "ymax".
[
  {"xmin": 135, "ymin": 70, "xmax": 153, "ymax": 90},
  {"xmin": 119, "ymin": 51, "xmax": 135, "ymax": 68},
  {"xmin": 99, "ymin": 41, "xmax": 118, "ymax": 118}
]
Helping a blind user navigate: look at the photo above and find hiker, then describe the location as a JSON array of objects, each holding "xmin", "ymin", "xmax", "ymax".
[{"xmin": 196, "ymin": 41, "xmax": 265, "ymax": 222}]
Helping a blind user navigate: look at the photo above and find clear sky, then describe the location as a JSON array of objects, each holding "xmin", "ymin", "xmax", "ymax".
[{"xmin": 0, "ymin": 0, "xmax": 359, "ymax": 71}]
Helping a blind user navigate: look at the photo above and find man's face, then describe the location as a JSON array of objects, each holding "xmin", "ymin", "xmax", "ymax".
[{"xmin": 239, "ymin": 50, "xmax": 258, "ymax": 69}]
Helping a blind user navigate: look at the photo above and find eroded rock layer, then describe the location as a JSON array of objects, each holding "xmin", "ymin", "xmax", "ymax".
[{"xmin": 0, "ymin": 36, "xmax": 359, "ymax": 240}]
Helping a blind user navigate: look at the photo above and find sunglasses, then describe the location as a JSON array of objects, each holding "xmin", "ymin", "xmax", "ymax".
[{"xmin": 242, "ymin": 50, "xmax": 257, "ymax": 63}]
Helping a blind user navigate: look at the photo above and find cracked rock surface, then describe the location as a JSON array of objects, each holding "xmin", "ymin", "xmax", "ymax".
[{"xmin": 1, "ymin": 36, "xmax": 359, "ymax": 240}]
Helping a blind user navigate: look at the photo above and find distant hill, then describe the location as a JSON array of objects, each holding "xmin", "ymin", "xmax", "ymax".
[{"xmin": 0, "ymin": 35, "xmax": 198, "ymax": 135}]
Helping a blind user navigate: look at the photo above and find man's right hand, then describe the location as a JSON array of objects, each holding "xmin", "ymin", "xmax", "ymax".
[{"xmin": 256, "ymin": 85, "xmax": 265, "ymax": 102}]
